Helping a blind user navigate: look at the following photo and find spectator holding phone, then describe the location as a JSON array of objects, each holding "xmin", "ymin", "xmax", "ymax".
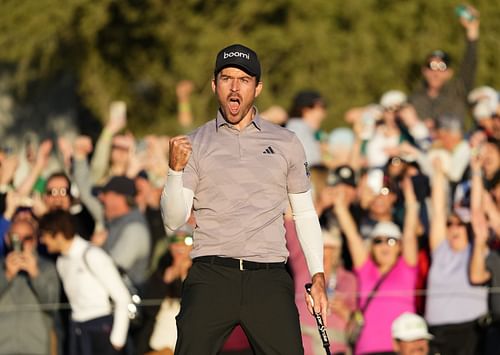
[{"xmin": 0, "ymin": 216, "xmax": 60, "ymax": 355}]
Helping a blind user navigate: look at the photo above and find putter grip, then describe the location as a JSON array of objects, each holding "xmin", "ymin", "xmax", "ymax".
[{"xmin": 304, "ymin": 283, "xmax": 330, "ymax": 347}]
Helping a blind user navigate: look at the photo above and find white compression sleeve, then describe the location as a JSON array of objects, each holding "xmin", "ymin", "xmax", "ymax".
[
  {"xmin": 288, "ymin": 190, "xmax": 324, "ymax": 276},
  {"xmin": 160, "ymin": 169, "xmax": 194, "ymax": 231}
]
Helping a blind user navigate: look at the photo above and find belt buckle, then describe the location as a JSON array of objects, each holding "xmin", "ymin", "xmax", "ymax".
[{"xmin": 239, "ymin": 259, "xmax": 245, "ymax": 271}]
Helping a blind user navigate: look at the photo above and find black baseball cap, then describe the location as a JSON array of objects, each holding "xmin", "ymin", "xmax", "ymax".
[
  {"xmin": 214, "ymin": 44, "xmax": 261, "ymax": 81},
  {"xmin": 327, "ymin": 165, "xmax": 356, "ymax": 187},
  {"xmin": 425, "ymin": 49, "xmax": 451, "ymax": 66},
  {"xmin": 94, "ymin": 176, "xmax": 136, "ymax": 197}
]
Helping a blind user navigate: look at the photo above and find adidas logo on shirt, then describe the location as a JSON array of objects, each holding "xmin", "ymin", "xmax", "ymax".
[{"xmin": 263, "ymin": 146, "xmax": 275, "ymax": 154}]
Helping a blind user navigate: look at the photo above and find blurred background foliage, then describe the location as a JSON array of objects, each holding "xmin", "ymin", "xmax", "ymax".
[{"xmin": 0, "ymin": 0, "xmax": 498, "ymax": 136}]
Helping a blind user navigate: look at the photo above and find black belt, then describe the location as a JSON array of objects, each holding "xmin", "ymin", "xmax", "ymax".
[{"xmin": 193, "ymin": 256, "xmax": 285, "ymax": 271}]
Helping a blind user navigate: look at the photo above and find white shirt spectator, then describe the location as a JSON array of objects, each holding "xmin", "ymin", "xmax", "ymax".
[{"xmin": 57, "ymin": 236, "xmax": 131, "ymax": 347}]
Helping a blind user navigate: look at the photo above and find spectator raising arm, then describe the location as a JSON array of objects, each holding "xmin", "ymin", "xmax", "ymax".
[
  {"xmin": 90, "ymin": 101, "xmax": 127, "ymax": 184},
  {"xmin": 429, "ymin": 157, "xmax": 448, "ymax": 252},
  {"xmin": 16, "ymin": 140, "xmax": 52, "ymax": 197},
  {"xmin": 72, "ymin": 135, "xmax": 105, "ymax": 232},
  {"xmin": 333, "ymin": 184, "xmax": 368, "ymax": 268},
  {"xmin": 400, "ymin": 176, "xmax": 419, "ymax": 266},
  {"xmin": 469, "ymin": 149, "xmax": 492, "ymax": 285}
]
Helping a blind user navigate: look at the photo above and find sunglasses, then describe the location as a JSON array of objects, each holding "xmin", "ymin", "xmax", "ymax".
[
  {"xmin": 372, "ymin": 237, "xmax": 399, "ymax": 246},
  {"xmin": 45, "ymin": 187, "xmax": 68, "ymax": 197},
  {"xmin": 427, "ymin": 60, "xmax": 448, "ymax": 72}
]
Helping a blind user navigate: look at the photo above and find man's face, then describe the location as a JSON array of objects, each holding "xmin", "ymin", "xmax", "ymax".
[
  {"xmin": 7, "ymin": 221, "xmax": 36, "ymax": 253},
  {"xmin": 212, "ymin": 67, "xmax": 263, "ymax": 126},
  {"xmin": 99, "ymin": 191, "xmax": 128, "ymax": 220},
  {"xmin": 395, "ymin": 339, "xmax": 429, "ymax": 355},
  {"xmin": 481, "ymin": 142, "xmax": 500, "ymax": 178},
  {"xmin": 422, "ymin": 56, "xmax": 453, "ymax": 91},
  {"xmin": 44, "ymin": 176, "xmax": 71, "ymax": 211},
  {"xmin": 39, "ymin": 232, "xmax": 62, "ymax": 254}
]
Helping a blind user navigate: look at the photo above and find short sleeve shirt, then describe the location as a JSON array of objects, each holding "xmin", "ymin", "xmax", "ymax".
[{"xmin": 182, "ymin": 108, "xmax": 311, "ymax": 262}]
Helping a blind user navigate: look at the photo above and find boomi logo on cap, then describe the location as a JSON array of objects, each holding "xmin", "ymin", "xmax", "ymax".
[{"xmin": 224, "ymin": 51, "xmax": 250, "ymax": 60}]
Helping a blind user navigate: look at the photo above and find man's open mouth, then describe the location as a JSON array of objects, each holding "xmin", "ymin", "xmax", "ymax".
[{"xmin": 228, "ymin": 97, "xmax": 241, "ymax": 115}]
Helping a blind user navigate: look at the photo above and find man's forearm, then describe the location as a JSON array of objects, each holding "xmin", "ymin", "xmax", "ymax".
[
  {"xmin": 288, "ymin": 190, "xmax": 324, "ymax": 276},
  {"xmin": 160, "ymin": 169, "xmax": 194, "ymax": 231}
]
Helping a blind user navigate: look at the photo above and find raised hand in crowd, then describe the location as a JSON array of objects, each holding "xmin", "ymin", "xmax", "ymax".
[
  {"xmin": 73, "ymin": 135, "xmax": 94, "ymax": 160},
  {"xmin": 459, "ymin": 4, "xmax": 480, "ymax": 40},
  {"xmin": 107, "ymin": 101, "xmax": 127, "ymax": 135},
  {"xmin": 0, "ymin": 154, "xmax": 18, "ymax": 188},
  {"xmin": 142, "ymin": 135, "xmax": 169, "ymax": 187},
  {"xmin": 3, "ymin": 190, "xmax": 24, "ymax": 221},
  {"xmin": 57, "ymin": 136, "xmax": 74, "ymax": 171},
  {"xmin": 176, "ymin": 80, "xmax": 195, "ymax": 129},
  {"xmin": 16, "ymin": 139, "xmax": 52, "ymax": 197}
]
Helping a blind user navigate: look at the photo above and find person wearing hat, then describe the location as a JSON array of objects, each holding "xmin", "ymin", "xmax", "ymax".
[
  {"xmin": 286, "ymin": 90, "xmax": 328, "ymax": 166},
  {"xmin": 408, "ymin": 5, "xmax": 480, "ymax": 126},
  {"xmin": 468, "ymin": 86, "xmax": 499, "ymax": 138},
  {"xmin": 97, "ymin": 176, "xmax": 151, "ymax": 289},
  {"xmin": 391, "ymin": 313, "xmax": 433, "ymax": 355},
  {"xmin": 162, "ymin": 44, "xmax": 327, "ymax": 354},
  {"xmin": 332, "ymin": 175, "xmax": 419, "ymax": 355}
]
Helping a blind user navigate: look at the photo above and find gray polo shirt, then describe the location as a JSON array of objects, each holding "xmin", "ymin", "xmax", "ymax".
[{"xmin": 183, "ymin": 108, "xmax": 311, "ymax": 263}]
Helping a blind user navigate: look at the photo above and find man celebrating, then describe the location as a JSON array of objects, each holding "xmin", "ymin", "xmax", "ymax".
[{"xmin": 161, "ymin": 44, "xmax": 327, "ymax": 354}]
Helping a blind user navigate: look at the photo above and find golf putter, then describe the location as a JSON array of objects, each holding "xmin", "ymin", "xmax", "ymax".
[{"xmin": 305, "ymin": 283, "xmax": 331, "ymax": 355}]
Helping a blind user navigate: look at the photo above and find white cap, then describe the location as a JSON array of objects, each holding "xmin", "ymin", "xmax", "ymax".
[
  {"xmin": 369, "ymin": 221, "xmax": 402, "ymax": 240},
  {"xmin": 468, "ymin": 86, "xmax": 499, "ymax": 121},
  {"xmin": 328, "ymin": 127, "xmax": 354, "ymax": 149},
  {"xmin": 392, "ymin": 313, "xmax": 434, "ymax": 341},
  {"xmin": 380, "ymin": 90, "xmax": 407, "ymax": 109}
]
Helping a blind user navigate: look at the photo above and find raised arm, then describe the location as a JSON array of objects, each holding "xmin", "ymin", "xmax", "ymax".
[
  {"xmin": 160, "ymin": 136, "xmax": 194, "ymax": 231},
  {"xmin": 176, "ymin": 80, "xmax": 195, "ymax": 131},
  {"xmin": 333, "ymin": 185, "xmax": 368, "ymax": 268},
  {"xmin": 458, "ymin": 5, "xmax": 479, "ymax": 93},
  {"xmin": 16, "ymin": 140, "xmax": 52, "ymax": 196},
  {"xmin": 429, "ymin": 158, "xmax": 447, "ymax": 251},
  {"xmin": 469, "ymin": 208, "xmax": 491, "ymax": 285},
  {"xmin": 73, "ymin": 136, "xmax": 105, "ymax": 232},
  {"xmin": 90, "ymin": 101, "xmax": 127, "ymax": 183},
  {"xmin": 401, "ymin": 176, "xmax": 419, "ymax": 266}
]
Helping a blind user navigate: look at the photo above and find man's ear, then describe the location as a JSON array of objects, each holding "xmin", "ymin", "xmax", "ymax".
[
  {"xmin": 211, "ymin": 78, "xmax": 216, "ymax": 94},
  {"xmin": 255, "ymin": 81, "xmax": 263, "ymax": 98}
]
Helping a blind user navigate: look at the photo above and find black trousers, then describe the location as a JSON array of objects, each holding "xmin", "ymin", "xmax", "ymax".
[
  {"xmin": 429, "ymin": 320, "xmax": 481, "ymax": 355},
  {"xmin": 69, "ymin": 315, "xmax": 123, "ymax": 355},
  {"xmin": 174, "ymin": 261, "xmax": 304, "ymax": 355}
]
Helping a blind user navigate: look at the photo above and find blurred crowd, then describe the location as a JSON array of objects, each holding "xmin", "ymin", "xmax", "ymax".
[{"xmin": 0, "ymin": 4, "xmax": 499, "ymax": 355}]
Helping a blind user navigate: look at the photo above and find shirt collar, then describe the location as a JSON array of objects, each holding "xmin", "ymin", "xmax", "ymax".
[
  {"xmin": 64, "ymin": 235, "xmax": 86, "ymax": 257},
  {"xmin": 216, "ymin": 106, "xmax": 262, "ymax": 132}
]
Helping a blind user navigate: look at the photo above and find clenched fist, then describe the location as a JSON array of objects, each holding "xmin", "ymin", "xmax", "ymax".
[{"xmin": 169, "ymin": 136, "xmax": 192, "ymax": 172}]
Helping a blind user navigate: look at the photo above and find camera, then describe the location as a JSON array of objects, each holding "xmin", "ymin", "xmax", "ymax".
[{"xmin": 11, "ymin": 234, "xmax": 23, "ymax": 252}]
